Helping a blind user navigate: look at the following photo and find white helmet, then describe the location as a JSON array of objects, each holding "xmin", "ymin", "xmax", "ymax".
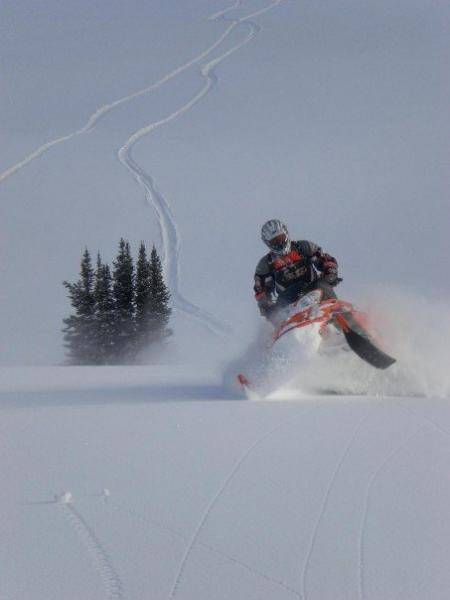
[{"xmin": 261, "ymin": 219, "xmax": 291, "ymax": 256}]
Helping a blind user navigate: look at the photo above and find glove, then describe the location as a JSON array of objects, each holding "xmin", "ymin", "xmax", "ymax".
[
  {"xmin": 322, "ymin": 265, "xmax": 340, "ymax": 286},
  {"xmin": 260, "ymin": 301, "xmax": 276, "ymax": 318}
]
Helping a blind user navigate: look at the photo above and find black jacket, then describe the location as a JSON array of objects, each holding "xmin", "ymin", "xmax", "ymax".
[{"xmin": 253, "ymin": 240, "xmax": 338, "ymax": 313}]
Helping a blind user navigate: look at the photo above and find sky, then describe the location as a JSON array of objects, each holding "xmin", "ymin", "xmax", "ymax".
[{"xmin": 0, "ymin": 0, "xmax": 449, "ymax": 365}]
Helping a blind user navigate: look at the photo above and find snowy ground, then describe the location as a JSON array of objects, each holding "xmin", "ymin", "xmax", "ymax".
[{"xmin": 2, "ymin": 367, "xmax": 450, "ymax": 600}]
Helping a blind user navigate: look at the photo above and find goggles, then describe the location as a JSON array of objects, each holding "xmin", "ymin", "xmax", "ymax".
[{"xmin": 267, "ymin": 233, "xmax": 288, "ymax": 251}]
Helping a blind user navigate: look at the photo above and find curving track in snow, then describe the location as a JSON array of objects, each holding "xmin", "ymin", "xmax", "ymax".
[
  {"xmin": 300, "ymin": 410, "xmax": 373, "ymax": 600},
  {"xmin": 357, "ymin": 427, "xmax": 428, "ymax": 600},
  {"xmin": 207, "ymin": 0, "xmax": 243, "ymax": 22},
  {"xmin": 59, "ymin": 500, "xmax": 124, "ymax": 600},
  {"xmin": 0, "ymin": 0, "xmax": 285, "ymax": 337},
  {"xmin": 168, "ymin": 412, "xmax": 300, "ymax": 599},
  {"xmin": 118, "ymin": 0, "xmax": 286, "ymax": 335},
  {"xmin": 105, "ymin": 497, "xmax": 300, "ymax": 597},
  {"xmin": 0, "ymin": 2, "xmax": 244, "ymax": 185}
]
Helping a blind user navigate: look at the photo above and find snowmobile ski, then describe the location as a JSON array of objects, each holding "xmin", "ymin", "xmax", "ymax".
[
  {"xmin": 237, "ymin": 374, "xmax": 262, "ymax": 400},
  {"xmin": 237, "ymin": 373, "xmax": 252, "ymax": 388},
  {"xmin": 342, "ymin": 328, "xmax": 396, "ymax": 370}
]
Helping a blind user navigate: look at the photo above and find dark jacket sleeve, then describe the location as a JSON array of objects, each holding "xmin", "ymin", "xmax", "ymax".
[
  {"xmin": 253, "ymin": 255, "xmax": 276, "ymax": 314},
  {"xmin": 296, "ymin": 240, "xmax": 339, "ymax": 282}
]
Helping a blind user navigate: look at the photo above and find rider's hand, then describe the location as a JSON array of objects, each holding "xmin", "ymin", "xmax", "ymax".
[{"xmin": 323, "ymin": 267, "xmax": 340, "ymax": 286}]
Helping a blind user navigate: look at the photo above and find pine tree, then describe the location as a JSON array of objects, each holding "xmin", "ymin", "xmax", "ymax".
[
  {"xmin": 111, "ymin": 238, "xmax": 135, "ymax": 362},
  {"xmin": 62, "ymin": 240, "xmax": 172, "ymax": 364},
  {"xmin": 62, "ymin": 248, "xmax": 97, "ymax": 364},
  {"xmin": 135, "ymin": 241, "xmax": 152, "ymax": 350},
  {"xmin": 148, "ymin": 244, "xmax": 172, "ymax": 343},
  {"xmin": 93, "ymin": 253, "xmax": 116, "ymax": 364}
]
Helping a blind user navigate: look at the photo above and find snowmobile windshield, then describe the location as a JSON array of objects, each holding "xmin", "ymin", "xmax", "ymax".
[{"xmin": 268, "ymin": 234, "xmax": 288, "ymax": 252}]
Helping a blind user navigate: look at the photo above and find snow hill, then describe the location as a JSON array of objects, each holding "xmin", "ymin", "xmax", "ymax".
[
  {"xmin": 1, "ymin": 1, "xmax": 449, "ymax": 598},
  {"xmin": 1, "ymin": 0, "xmax": 448, "ymax": 365},
  {"xmin": 2, "ymin": 366, "xmax": 450, "ymax": 599}
]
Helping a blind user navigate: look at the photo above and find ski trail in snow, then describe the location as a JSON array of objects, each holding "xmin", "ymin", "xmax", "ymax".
[
  {"xmin": 0, "ymin": 0, "xmax": 285, "ymax": 335},
  {"xmin": 198, "ymin": 539, "xmax": 301, "ymax": 598},
  {"xmin": 117, "ymin": 26, "xmax": 257, "ymax": 335},
  {"xmin": 208, "ymin": 0, "xmax": 243, "ymax": 21},
  {"xmin": 358, "ymin": 427, "xmax": 428, "ymax": 600},
  {"xmin": 399, "ymin": 401, "xmax": 450, "ymax": 439},
  {"xmin": 119, "ymin": 150, "xmax": 233, "ymax": 335},
  {"xmin": 0, "ymin": 6, "xmax": 240, "ymax": 184},
  {"xmin": 106, "ymin": 499, "xmax": 300, "ymax": 597},
  {"xmin": 207, "ymin": 0, "xmax": 242, "ymax": 21},
  {"xmin": 58, "ymin": 500, "xmax": 124, "ymax": 600},
  {"xmin": 168, "ymin": 415, "xmax": 296, "ymax": 599},
  {"xmin": 118, "ymin": 0, "xmax": 285, "ymax": 335},
  {"xmin": 239, "ymin": 0, "xmax": 285, "ymax": 21},
  {"xmin": 300, "ymin": 411, "xmax": 372, "ymax": 600},
  {"xmin": 0, "ymin": 130, "xmax": 84, "ymax": 184}
]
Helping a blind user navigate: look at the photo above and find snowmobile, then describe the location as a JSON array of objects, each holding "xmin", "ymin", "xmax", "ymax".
[{"xmin": 237, "ymin": 289, "xmax": 396, "ymax": 393}]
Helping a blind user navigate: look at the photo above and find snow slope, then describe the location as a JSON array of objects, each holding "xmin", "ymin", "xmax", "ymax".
[
  {"xmin": 1, "ymin": 0, "xmax": 449, "ymax": 364},
  {"xmin": 2, "ymin": 367, "xmax": 450, "ymax": 599}
]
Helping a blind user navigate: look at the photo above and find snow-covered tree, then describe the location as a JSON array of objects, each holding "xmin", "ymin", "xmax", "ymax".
[{"xmin": 62, "ymin": 248, "xmax": 97, "ymax": 364}]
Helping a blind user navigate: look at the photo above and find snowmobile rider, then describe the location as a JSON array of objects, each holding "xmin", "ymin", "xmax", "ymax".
[{"xmin": 254, "ymin": 219, "xmax": 340, "ymax": 324}]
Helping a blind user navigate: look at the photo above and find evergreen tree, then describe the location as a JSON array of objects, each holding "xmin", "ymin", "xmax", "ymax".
[
  {"xmin": 93, "ymin": 253, "xmax": 116, "ymax": 364},
  {"xmin": 62, "ymin": 240, "xmax": 172, "ymax": 365},
  {"xmin": 135, "ymin": 241, "xmax": 152, "ymax": 350},
  {"xmin": 111, "ymin": 238, "xmax": 135, "ymax": 362},
  {"xmin": 148, "ymin": 245, "xmax": 172, "ymax": 343},
  {"xmin": 62, "ymin": 248, "xmax": 97, "ymax": 364}
]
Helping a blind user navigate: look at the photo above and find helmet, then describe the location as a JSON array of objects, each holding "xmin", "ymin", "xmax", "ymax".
[{"xmin": 261, "ymin": 219, "xmax": 291, "ymax": 256}]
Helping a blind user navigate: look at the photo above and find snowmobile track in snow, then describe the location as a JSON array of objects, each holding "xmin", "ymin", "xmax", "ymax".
[
  {"xmin": 301, "ymin": 405, "xmax": 435, "ymax": 599},
  {"xmin": 106, "ymin": 498, "xmax": 300, "ymax": 597},
  {"xmin": 357, "ymin": 426, "xmax": 428, "ymax": 600},
  {"xmin": 58, "ymin": 501, "xmax": 124, "ymax": 600},
  {"xmin": 168, "ymin": 413, "xmax": 302, "ymax": 599},
  {"xmin": 0, "ymin": 0, "xmax": 286, "ymax": 337},
  {"xmin": 118, "ymin": 0, "xmax": 286, "ymax": 336},
  {"xmin": 300, "ymin": 409, "xmax": 373, "ymax": 600},
  {"xmin": 208, "ymin": 0, "xmax": 243, "ymax": 22},
  {"xmin": 0, "ymin": 3, "xmax": 240, "ymax": 184}
]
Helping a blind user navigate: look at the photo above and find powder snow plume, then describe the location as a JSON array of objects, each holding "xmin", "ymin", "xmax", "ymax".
[
  {"xmin": 231, "ymin": 287, "xmax": 450, "ymax": 400},
  {"xmin": 362, "ymin": 287, "xmax": 450, "ymax": 398},
  {"xmin": 275, "ymin": 287, "xmax": 450, "ymax": 400}
]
